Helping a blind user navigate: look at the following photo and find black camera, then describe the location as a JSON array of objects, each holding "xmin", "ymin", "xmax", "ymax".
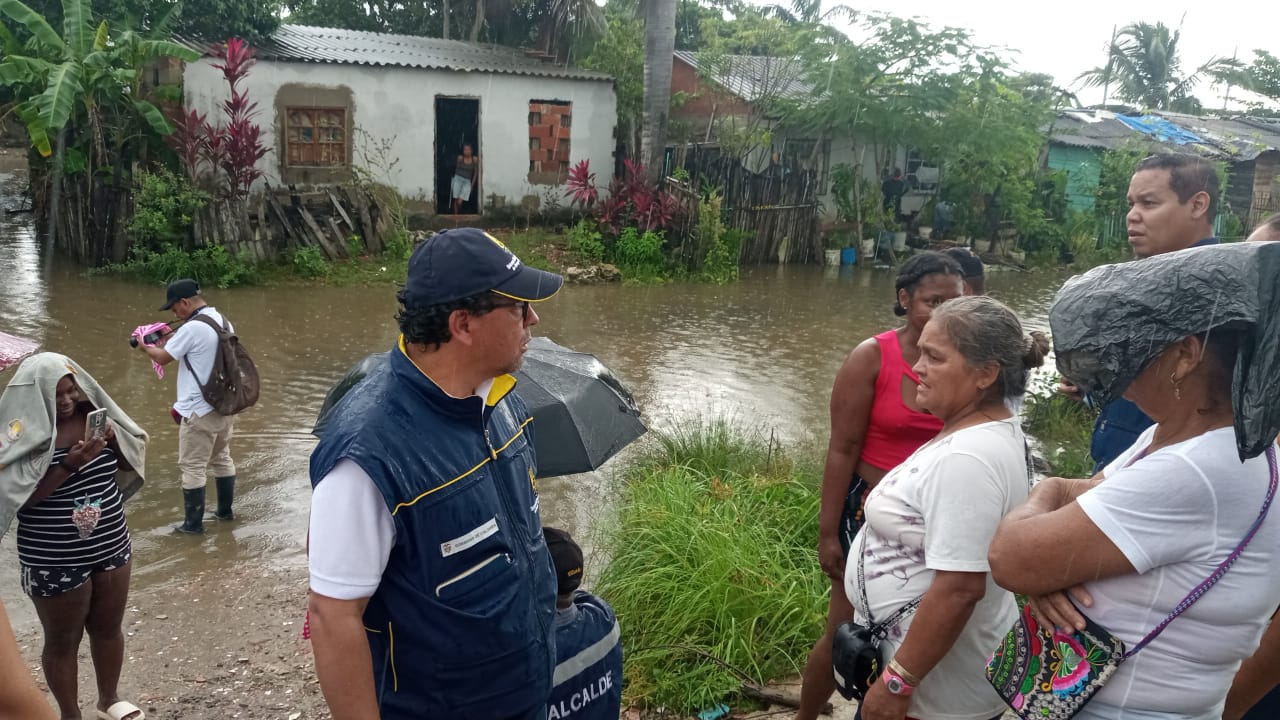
[{"xmin": 129, "ymin": 326, "xmax": 171, "ymax": 348}]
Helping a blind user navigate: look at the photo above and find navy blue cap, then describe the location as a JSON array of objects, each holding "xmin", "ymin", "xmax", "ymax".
[
  {"xmin": 160, "ymin": 278, "xmax": 200, "ymax": 310},
  {"xmin": 403, "ymin": 228, "xmax": 564, "ymax": 307}
]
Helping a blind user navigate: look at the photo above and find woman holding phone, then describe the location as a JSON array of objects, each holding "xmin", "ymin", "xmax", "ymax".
[{"xmin": 0, "ymin": 353, "xmax": 148, "ymax": 720}]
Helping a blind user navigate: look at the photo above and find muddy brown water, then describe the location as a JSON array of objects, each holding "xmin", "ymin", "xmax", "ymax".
[{"xmin": 0, "ymin": 153, "xmax": 1071, "ymax": 630}]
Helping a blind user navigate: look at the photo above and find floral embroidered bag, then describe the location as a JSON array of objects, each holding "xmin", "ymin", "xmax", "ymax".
[{"xmin": 986, "ymin": 444, "xmax": 1278, "ymax": 719}]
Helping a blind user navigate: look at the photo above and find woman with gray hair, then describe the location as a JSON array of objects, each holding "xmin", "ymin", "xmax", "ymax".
[{"xmin": 843, "ymin": 296, "xmax": 1047, "ymax": 720}]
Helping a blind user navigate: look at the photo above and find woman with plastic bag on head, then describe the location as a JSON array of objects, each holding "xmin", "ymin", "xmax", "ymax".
[
  {"xmin": 0, "ymin": 353, "xmax": 149, "ymax": 720},
  {"xmin": 988, "ymin": 242, "xmax": 1280, "ymax": 720}
]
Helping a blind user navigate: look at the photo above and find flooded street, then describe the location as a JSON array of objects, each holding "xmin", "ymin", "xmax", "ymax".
[
  {"xmin": 0, "ymin": 153, "xmax": 1071, "ymax": 716},
  {"xmin": 0, "ymin": 153, "xmax": 1070, "ymax": 620}
]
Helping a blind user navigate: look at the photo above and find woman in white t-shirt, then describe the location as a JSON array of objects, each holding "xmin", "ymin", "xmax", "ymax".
[
  {"xmin": 846, "ymin": 296, "xmax": 1047, "ymax": 720},
  {"xmin": 989, "ymin": 324, "xmax": 1280, "ymax": 720}
]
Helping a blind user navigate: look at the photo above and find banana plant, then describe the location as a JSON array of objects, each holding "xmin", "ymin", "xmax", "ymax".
[{"xmin": 0, "ymin": 0, "xmax": 197, "ymax": 157}]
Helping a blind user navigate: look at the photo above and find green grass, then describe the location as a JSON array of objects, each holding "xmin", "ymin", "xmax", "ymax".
[
  {"xmin": 1023, "ymin": 391, "xmax": 1096, "ymax": 478},
  {"xmin": 596, "ymin": 419, "xmax": 826, "ymax": 713}
]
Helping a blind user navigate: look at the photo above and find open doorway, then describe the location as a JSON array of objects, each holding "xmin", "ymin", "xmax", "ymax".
[{"xmin": 435, "ymin": 97, "xmax": 481, "ymax": 215}]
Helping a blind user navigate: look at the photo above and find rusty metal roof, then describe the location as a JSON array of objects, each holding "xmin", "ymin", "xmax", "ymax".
[{"xmin": 182, "ymin": 24, "xmax": 612, "ymax": 82}]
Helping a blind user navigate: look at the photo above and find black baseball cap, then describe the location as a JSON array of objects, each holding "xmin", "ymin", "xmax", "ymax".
[
  {"xmin": 543, "ymin": 526, "xmax": 584, "ymax": 596},
  {"xmin": 160, "ymin": 278, "xmax": 201, "ymax": 311},
  {"xmin": 403, "ymin": 228, "xmax": 563, "ymax": 307}
]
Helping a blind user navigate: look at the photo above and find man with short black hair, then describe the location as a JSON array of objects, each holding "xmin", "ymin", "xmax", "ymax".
[
  {"xmin": 307, "ymin": 228, "xmax": 563, "ymax": 720},
  {"xmin": 136, "ymin": 278, "xmax": 239, "ymax": 533},
  {"xmin": 943, "ymin": 247, "xmax": 985, "ymax": 295},
  {"xmin": 1060, "ymin": 152, "xmax": 1221, "ymax": 471},
  {"xmin": 543, "ymin": 527, "xmax": 622, "ymax": 720}
]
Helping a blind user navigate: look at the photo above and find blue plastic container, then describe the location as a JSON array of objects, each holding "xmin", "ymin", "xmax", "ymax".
[{"xmin": 840, "ymin": 247, "xmax": 858, "ymax": 265}]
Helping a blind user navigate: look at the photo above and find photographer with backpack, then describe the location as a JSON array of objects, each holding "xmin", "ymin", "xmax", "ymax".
[{"xmin": 136, "ymin": 279, "xmax": 259, "ymax": 534}]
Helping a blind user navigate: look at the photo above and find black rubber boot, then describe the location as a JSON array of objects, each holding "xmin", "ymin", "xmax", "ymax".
[
  {"xmin": 215, "ymin": 475, "xmax": 236, "ymax": 521},
  {"xmin": 174, "ymin": 487, "xmax": 205, "ymax": 534}
]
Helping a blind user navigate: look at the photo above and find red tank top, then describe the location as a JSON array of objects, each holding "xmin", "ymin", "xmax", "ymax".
[{"xmin": 859, "ymin": 329, "xmax": 943, "ymax": 471}]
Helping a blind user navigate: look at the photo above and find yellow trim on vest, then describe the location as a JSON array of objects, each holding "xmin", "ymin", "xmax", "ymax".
[
  {"xmin": 388, "ymin": 621, "xmax": 398, "ymax": 692},
  {"xmin": 389, "ymin": 416, "xmax": 534, "ymax": 516}
]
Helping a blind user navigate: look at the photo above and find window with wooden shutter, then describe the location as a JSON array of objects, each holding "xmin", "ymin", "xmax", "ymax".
[{"xmin": 285, "ymin": 107, "xmax": 349, "ymax": 167}]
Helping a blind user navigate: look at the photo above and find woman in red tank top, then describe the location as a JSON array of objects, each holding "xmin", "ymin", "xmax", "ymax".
[{"xmin": 796, "ymin": 251, "xmax": 965, "ymax": 720}]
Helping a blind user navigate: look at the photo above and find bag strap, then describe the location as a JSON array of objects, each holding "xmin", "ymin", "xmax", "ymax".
[
  {"xmin": 1125, "ymin": 444, "xmax": 1278, "ymax": 658},
  {"xmin": 856, "ymin": 526, "xmax": 924, "ymax": 633},
  {"xmin": 180, "ymin": 313, "xmax": 230, "ymax": 384}
]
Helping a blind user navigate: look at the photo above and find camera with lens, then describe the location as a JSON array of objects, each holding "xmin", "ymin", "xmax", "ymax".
[{"xmin": 129, "ymin": 325, "xmax": 172, "ymax": 348}]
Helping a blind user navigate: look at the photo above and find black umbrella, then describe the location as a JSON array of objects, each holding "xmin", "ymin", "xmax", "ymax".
[{"xmin": 312, "ymin": 337, "xmax": 646, "ymax": 478}]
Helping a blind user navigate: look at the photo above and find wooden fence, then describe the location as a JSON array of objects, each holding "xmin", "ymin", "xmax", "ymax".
[
  {"xmin": 671, "ymin": 145, "xmax": 821, "ymax": 264},
  {"xmin": 190, "ymin": 185, "xmax": 393, "ymax": 261}
]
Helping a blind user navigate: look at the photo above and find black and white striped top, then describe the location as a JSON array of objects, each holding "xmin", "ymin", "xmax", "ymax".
[{"xmin": 16, "ymin": 447, "xmax": 131, "ymax": 567}]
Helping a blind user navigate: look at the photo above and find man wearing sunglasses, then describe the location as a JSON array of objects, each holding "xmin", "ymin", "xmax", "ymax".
[{"xmin": 307, "ymin": 228, "xmax": 564, "ymax": 720}]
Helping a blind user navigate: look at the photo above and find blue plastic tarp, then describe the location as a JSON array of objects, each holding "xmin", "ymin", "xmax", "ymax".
[{"xmin": 1115, "ymin": 114, "xmax": 1204, "ymax": 146}]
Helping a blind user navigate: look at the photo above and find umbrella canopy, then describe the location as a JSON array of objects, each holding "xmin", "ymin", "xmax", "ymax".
[
  {"xmin": 0, "ymin": 331, "xmax": 38, "ymax": 374},
  {"xmin": 313, "ymin": 337, "xmax": 646, "ymax": 477}
]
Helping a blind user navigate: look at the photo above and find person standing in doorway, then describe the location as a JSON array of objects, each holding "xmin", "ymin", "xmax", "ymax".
[
  {"xmin": 452, "ymin": 143, "xmax": 480, "ymax": 215},
  {"xmin": 136, "ymin": 279, "xmax": 239, "ymax": 533},
  {"xmin": 1058, "ymin": 153, "xmax": 1220, "ymax": 471}
]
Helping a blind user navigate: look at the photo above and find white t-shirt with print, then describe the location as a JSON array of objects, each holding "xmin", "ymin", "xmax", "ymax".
[
  {"xmin": 164, "ymin": 306, "xmax": 230, "ymax": 418},
  {"xmin": 1071, "ymin": 426, "xmax": 1280, "ymax": 720},
  {"xmin": 844, "ymin": 418, "xmax": 1029, "ymax": 720}
]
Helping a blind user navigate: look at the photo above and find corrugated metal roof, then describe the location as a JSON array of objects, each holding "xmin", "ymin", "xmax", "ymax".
[
  {"xmin": 1048, "ymin": 109, "xmax": 1231, "ymax": 158},
  {"xmin": 180, "ymin": 24, "xmax": 612, "ymax": 82},
  {"xmin": 673, "ymin": 50, "xmax": 812, "ymax": 102},
  {"xmin": 1157, "ymin": 112, "xmax": 1280, "ymax": 161}
]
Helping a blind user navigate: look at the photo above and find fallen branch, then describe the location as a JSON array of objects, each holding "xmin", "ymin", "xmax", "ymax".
[{"xmin": 741, "ymin": 683, "xmax": 832, "ymax": 715}]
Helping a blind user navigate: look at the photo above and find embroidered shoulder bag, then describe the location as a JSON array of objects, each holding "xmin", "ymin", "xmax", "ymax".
[{"xmin": 986, "ymin": 444, "xmax": 1278, "ymax": 719}]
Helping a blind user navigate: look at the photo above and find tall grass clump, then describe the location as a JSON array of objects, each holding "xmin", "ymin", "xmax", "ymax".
[
  {"xmin": 596, "ymin": 419, "xmax": 825, "ymax": 712},
  {"xmin": 1023, "ymin": 390, "xmax": 1095, "ymax": 477}
]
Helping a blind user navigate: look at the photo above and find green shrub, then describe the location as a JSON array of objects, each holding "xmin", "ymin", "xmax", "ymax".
[
  {"xmin": 108, "ymin": 243, "xmax": 255, "ymax": 287},
  {"xmin": 383, "ymin": 230, "xmax": 414, "ymax": 261},
  {"xmin": 612, "ymin": 227, "xmax": 666, "ymax": 281},
  {"xmin": 127, "ymin": 169, "xmax": 209, "ymax": 250},
  {"xmin": 566, "ymin": 220, "xmax": 605, "ymax": 263},
  {"xmin": 346, "ymin": 234, "xmax": 365, "ymax": 258},
  {"xmin": 1023, "ymin": 390, "xmax": 1095, "ymax": 477},
  {"xmin": 596, "ymin": 420, "xmax": 825, "ymax": 712},
  {"xmin": 702, "ymin": 227, "xmax": 742, "ymax": 285},
  {"xmin": 291, "ymin": 246, "xmax": 330, "ymax": 279}
]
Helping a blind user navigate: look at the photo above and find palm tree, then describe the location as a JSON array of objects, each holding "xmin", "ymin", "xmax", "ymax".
[
  {"xmin": 1078, "ymin": 21, "xmax": 1237, "ymax": 112},
  {"xmin": 640, "ymin": 0, "xmax": 676, "ymax": 173}
]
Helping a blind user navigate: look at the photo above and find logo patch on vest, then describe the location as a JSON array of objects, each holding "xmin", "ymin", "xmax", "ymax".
[{"xmin": 440, "ymin": 517, "xmax": 499, "ymax": 557}]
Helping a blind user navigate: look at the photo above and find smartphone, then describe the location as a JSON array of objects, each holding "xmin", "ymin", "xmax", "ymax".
[{"xmin": 85, "ymin": 408, "xmax": 108, "ymax": 442}]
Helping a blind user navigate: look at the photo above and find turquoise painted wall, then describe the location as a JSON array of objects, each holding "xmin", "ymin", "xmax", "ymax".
[{"xmin": 1047, "ymin": 145, "xmax": 1102, "ymax": 212}]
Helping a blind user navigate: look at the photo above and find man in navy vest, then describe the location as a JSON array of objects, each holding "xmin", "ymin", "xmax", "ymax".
[
  {"xmin": 1059, "ymin": 153, "xmax": 1220, "ymax": 471},
  {"xmin": 544, "ymin": 527, "xmax": 623, "ymax": 720},
  {"xmin": 307, "ymin": 228, "xmax": 563, "ymax": 720}
]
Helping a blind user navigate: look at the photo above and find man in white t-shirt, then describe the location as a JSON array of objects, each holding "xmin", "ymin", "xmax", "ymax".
[{"xmin": 136, "ymin": 279, "xmax": 238, "ymax": 534}]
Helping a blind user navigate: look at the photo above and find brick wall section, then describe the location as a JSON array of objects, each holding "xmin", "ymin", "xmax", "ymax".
[
  {"xmin": 529, "ymin": 101, "xmax": 571, "ymax": 185},
  {"xmin": 670, "ymin": 56, "xmax": 753, "ymax": 123}
]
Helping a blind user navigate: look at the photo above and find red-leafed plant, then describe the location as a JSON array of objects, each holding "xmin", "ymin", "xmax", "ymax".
[
  {"xmin": 168, "ymin": 108, "xmax": 210, "ymax": 181},
  {"xmin": 565, "ymin": 159, "xmax": 598, "ymax": 208},
  {"xmin": 167, "ymin": 38, "xmax": 268, "ymax": 201},
  {"xmin": 213, "ymin": 38, "xmax": 268, "ymax": 199},
  {"xmin": 570, "ymin": 158, "xmax": 681, "ymax": 235}
]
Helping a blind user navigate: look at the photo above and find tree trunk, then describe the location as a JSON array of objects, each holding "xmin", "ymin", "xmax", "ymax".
[
  {"xmin": 442, "ymin": 0, "xmax": 451, "ymax": 39},
  {"xmin": 469, "ymin": 0, "xmax": 484, "ymax": 41},
  {"xmin": 640, "ymin": 0, "xmax": 676, "ymax": 176}
]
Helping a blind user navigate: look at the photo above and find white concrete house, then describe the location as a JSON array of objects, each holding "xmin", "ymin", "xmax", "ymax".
[{"xmin": 181, "ymin": 25, "xmax": 618, "ymax": 215}]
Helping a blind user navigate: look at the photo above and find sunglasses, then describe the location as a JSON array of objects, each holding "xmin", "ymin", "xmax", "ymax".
[{"xmin": 488, "ymin": 298, "xmax": 531, "ymax": 322}]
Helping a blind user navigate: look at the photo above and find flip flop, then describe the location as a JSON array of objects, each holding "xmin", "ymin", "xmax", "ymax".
[{"xmin": 96, "ymin": 700, "xmax": 145, "ymax": 720}]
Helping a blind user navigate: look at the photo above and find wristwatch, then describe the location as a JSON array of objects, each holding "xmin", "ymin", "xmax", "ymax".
[{"xmin": 882, "ymin": 668, "xmax": 916, "ymax": 696}]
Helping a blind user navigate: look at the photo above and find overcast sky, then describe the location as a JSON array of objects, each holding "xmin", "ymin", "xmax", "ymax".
[{"xmin": 819, "ymin": 0, "xmax": 1280, "ymax": 110}]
